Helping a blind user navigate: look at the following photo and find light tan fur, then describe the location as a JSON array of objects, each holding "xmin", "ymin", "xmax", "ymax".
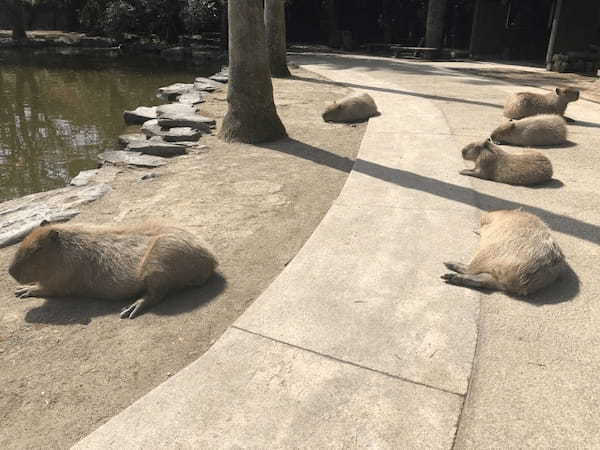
[
  {"xmin": 504, "ymin": 87, "xmax": 579, "ymax": 119},
  {"xmin": 8, "ymin": 222, "xmax": 218, "ymax": 319},
  {"xmin": 322, "ymin": 93, "xmax": 379, "ymax": 123},
  {"xmin": 491, "ymin": 114, "xmax": 567, "ymax": 146},
  {"xmin": 460, "ymin": 140, "xmax": 553, "ymax": 186},
  {"xmin": 442, "ymin": 210, "xmax": 565, "ymax": 296}
]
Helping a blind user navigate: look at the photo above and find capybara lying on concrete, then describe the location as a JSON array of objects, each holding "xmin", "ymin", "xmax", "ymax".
[
  {"xmin": 322, "ymin": 93, "xmax": 379, "ymax": 123},
  {"xmin": 9, "ymin": 221, "xmax": 218, "ymax": 319},
  {"xmin": 460, "ymin": 140, "xmax": 553, "ymax": 186},
  {"xmin": 491, "ymin": 114, "xmax": 567, "ymax": 147},
  {"xmin": 504, "ymin": 87, "xmax": 579, "ymax": 120},
  {"xmin": 442, "ymin": 209, "xmax": 565, "ymax": 296}
]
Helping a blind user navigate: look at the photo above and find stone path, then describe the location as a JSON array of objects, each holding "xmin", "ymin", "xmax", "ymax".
[{"xmin": 74, "ymin": 53, "xmax": 600, "ymax": 449}]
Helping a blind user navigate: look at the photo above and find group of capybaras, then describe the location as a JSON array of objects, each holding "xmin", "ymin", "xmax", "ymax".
[{"xmin": 7, "ymin": 78, "xmax": 580, "ymax": 319}]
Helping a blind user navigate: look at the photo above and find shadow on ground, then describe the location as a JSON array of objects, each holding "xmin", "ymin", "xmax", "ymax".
[
  {"xmin": 260, "ymin": 137, "xmax": 600, "ymax": 247},
  {"xmin": 24, "ymin": 273, "xmax": 227, "ymax": 325}
]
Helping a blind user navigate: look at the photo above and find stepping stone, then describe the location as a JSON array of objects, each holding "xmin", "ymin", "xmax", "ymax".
[
  {"xmin": 0, "ymin": 183, "xmax": 111, "ymax": 248},
  {"xmin": 194, "ymin": 77, "xmax": 221, "ymax": 92},
  {"xmin": 157, "ymin": 114, "xmax": 216, "ymax": 132},
  {"xmin": 99, "ymin": 151, "xmax": 166, "ymax": 168},
  {"xmin": 177, "ymin": 90, "xmax": 204, "ymax": 105},
  {"xmin": 118, "ymin": 133, "xmax": 147, "ymax": 147},
  {"xmin": 157, "ymin": 83, "xmax": 195, "ymax": 101},
  {"xmin": 141, "ymin": 120, "xmax": 203, "ymax": 142},
  {"xmin": 156, "ymin": 103, "xmax": 197, "ymax": 118},
  {"xmin": 70, "ymin": 169, "xmax": 99, "ymax": 187},
  {"xmin": 127, "ymin": 141, "xmax": 188, "ymax": 157},
  {"xmin": 123, "ymin": 106, "xmax": 158, "ymax": 125},
  {"xmin": 209, "ymin": 74, "xmax": 228, "ymax": 83}
]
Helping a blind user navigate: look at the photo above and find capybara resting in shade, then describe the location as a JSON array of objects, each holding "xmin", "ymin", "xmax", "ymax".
[
  {"xmin": 504, "ymin": 87, "xmax": 579, "ymax": 121},
  {"xmin": 491, "ymin": 114, "xmax": 567, "ymax": 147},
  {"xmin": 322, "ymin": 93, "xmax": 379, "ymax": 123},
  {"xmin": 460, "ymin": 140, "xmax": 553, "ymax": 186},
  {"xmin": 8, "ymin": 221, "xmax": 218, "ymax": 319},
  {"xmin": 441, "ymin": 209, "xmax": 566, "ymax": 296}
]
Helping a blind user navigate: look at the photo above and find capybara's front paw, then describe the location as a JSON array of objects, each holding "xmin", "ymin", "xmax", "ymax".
[
  {"xmin": 14, "ymin": 285, "xmax": 38, "ymax": 298},
  {"xmin": 120, "ymin": 298, "xmax": 148, "ymax": 319}
]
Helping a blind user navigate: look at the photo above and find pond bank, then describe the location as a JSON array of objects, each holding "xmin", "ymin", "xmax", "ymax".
[{"xmin": 0, "ymin": 65, "xmax": 366, "ymax": 449}]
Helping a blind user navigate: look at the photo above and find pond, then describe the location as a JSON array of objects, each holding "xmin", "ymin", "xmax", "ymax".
[{"xmin": 0, "ymin": 49, "xmax": 219, "ymax": 202}]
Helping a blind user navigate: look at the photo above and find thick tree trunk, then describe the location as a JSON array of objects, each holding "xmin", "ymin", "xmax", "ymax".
[
  {"xmin": 425, "ymin": 0, "xmax": 447, "ymax": 48},
  {"xmin": 219, "ymin": 0, "xmax": 228, "ymax": 50},
  {"xmin": 265, "ymin": 0, "xmax": 291, "ymax": 78},
  {"xmin": 218, "ymin": 0, "xmax": 286, "ymax": 144},
  {"xmin": 2, "ymin": 0, "xmax": 28, "ymax": 40}
]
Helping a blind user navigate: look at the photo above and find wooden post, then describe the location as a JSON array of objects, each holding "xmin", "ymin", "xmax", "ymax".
[{"xmin": 545, "ymin": 0, "xmax": 563, "ymax": 70}]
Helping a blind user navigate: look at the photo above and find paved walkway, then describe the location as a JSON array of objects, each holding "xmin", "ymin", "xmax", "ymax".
[{"xmin": 74, "ymin": 54, "xmax": 600, "ymax": 448}]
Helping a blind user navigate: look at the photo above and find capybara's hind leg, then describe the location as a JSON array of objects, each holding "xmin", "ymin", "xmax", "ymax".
[
  {"xmin": 443, "ymin": 262, "xmax": 468, "ymax": 274},
  {"xmin": 441, "ymin": 272, "xmax": 501, "ymax": 291}
]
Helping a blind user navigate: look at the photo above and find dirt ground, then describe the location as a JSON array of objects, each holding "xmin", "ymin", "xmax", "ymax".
[
  {"xmin": 453, "ymin": 65, "xmax": 600, "ymax": 102},
  {"xmin": 0, "ymin": 67, "xmax": 365, "ymax": 449}
]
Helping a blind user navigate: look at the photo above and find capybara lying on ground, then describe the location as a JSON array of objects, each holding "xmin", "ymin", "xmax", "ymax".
[
  {"xmin": 322, "ymin": 93, "xmax": 379, "ymax": 123},
  {"xmin": 9, "ymin": 221, "xmax": 218, "ymax": 319},
  {"xmin": 491, "ymin": 114, "xmax": 567, "ymax": 147},
  {"xmin": 442, "ymin": 209, "xmax": 565, "ymax": 296},
  {"xmin": 460, "ymin": 140, "xmax": 553, "ymax": 186},
  {"xmin": 504, "ymin": 87, "xmax": 579, "ymax": 121}
]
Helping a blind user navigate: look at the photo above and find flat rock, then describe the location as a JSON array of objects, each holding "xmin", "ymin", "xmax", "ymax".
[
  {"xmin": 193, "ymin": 77, "xmax": 220, "ymax": 92},
  {"xmin": 177, "ymin": 91, "xmax": 204, "ymax": 105},
  {"xmin": 127, "ymin": 141, "xmax": 188, "ymax": 157},
  {"xmin": 70, "ymin": 169, "xmax": 99, "ymax": 186},
  {"xmin": 157, "ymin": 83, "xmax": 195, "ymax": 101},
  {"xmin": 99, "ymin": 151, "xmax": 167, "ymax": 168},
  {"xmin": 157, "ymin": 115, "xmax": 216, "ymax": 132},
  {"xmin": 0, "ymin": 183, "xmax": 111, "ymax": 248},
  {"xmin": 141, "ymin": 120, "xmax": 202, "ymax": 141},
  {"xmin": 118, "ymin": 133, "xmax": 147, "ymax": 147},
  {"xmin": 156, "ymin": 103, "xmax": 197, "ymax": 118},
  {"xmin": 123, "ymin": 106, "xmax": 158, "ymax": 125},
  {"xmin": 209, "ymin": 69, "xmax": 229, "ymax": 83}
]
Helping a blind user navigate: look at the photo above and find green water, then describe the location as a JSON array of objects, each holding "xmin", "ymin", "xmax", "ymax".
[{"xmin": 0, "ymin": 49, "xmax": 219, "ymax": 202}]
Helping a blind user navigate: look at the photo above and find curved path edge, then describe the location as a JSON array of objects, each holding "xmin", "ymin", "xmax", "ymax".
[{"xmin": 73, "ymin": 54, "xmax": 484, "ymax": 449}]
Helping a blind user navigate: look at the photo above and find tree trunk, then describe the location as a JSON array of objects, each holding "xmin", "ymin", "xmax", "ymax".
[
  {"xmin": 218, "ymin": 0, "xmax": 286, "ymax": 144},
  {"xmin": 265, "ymin": 0, "xmax": 291, "ymax": 78},
  {"xmin": 425, "ymin": 0, "xmax": 447, "ymax": 48},
  {"xmin": 219, "ymin": 0, "xmax": 228, "ymax": 50},
  {"xmin": 2, "ymin": 0, "xmax": 28, "ymax": 40}
]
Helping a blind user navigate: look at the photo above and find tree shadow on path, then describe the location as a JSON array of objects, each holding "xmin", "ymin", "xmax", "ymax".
[{"xmin": 260, "ymin": 137, "xmax": 600, "ymax": 247}]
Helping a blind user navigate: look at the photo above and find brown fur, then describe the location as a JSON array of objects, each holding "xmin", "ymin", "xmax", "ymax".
[
  {"xmin": 442, "ymin": 210, "xmax": 565, "ymax": 296},
  {"xmin": 460, "ymin": 140, "xmax": 553, "ymax": 186},
  {"xmin": 491, "ymin": 114, "xmax": 567, "ymax": 147},
  {"xmin": 504, "ymin": 87, "xmax": 579, "ymax": 119},
  {"xmin": 322, "ymin": 93, "xmax": 379, "ymax": 123},
  {"xmin": 8, "ymin": 222, "xmax": 218, "ymax": 319}
]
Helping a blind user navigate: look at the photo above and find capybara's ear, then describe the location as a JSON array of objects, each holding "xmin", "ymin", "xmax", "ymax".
[
  {"xmin": 556, "ymin": 87, "xmax": 561, "ymax": 95},
  {"xmin": 48, "ymin": 230, "xmax": 60, "ymax": 242},
  {"xmin": 40, "ymin": 219, "xmax": 50, "ymax": 227}
]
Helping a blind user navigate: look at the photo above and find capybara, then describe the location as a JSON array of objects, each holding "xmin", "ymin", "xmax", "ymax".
[
  {"xmin": 504, "ymin": 87, "xmax": 579, "ymax": 120},
  {"xmin": 460, "ymin": 140, "xmax": 553, "ymax": 186},
  {"xmin": 322, "ymin": 93, "xmax": 379, "ymax": 123},
  {"xmin": 491, "ymin": 114, "xmax": 567, "ymax": 147},
  {"xmin": 8, "ymin": 221, "xmax": 218, "ymax": 319},
  {"xmin": 441, "ymin": 209, "xmax": 565, "ymax": 295}
]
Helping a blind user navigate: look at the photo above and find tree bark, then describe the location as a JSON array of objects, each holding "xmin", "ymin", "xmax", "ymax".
[
  {"xmin": 218, "ymin": 0, "xmax": 286, "ymax": 144},
  {"xmin": 425, "ymin": 0, "xmax": 447, "ymax": 48},
  {"xmin": 219, "ymin": 0, "xmax": 228, "ymax": 50},
  {"xmin": 265, "ymin": 0, "xmax": 291, "ymax": 78},
  {"xmin": 1, "ymin": 0, "xmax": 28, "ymax": 40}
]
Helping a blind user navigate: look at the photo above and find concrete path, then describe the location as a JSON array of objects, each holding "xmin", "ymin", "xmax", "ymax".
[{"xmin": 74, "ymin": 54, "xmax": 600, "ymax": 449}]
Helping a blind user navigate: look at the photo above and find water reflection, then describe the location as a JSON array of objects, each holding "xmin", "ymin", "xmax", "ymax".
[{"xmin": 0, "ymin": 50, "xmax": 218, "ymax": 201}]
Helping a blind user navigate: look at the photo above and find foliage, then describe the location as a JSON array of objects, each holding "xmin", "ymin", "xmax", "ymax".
[{"xmin": 181, "ymin": 0, "xmax": 222, "ymax": 34}]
